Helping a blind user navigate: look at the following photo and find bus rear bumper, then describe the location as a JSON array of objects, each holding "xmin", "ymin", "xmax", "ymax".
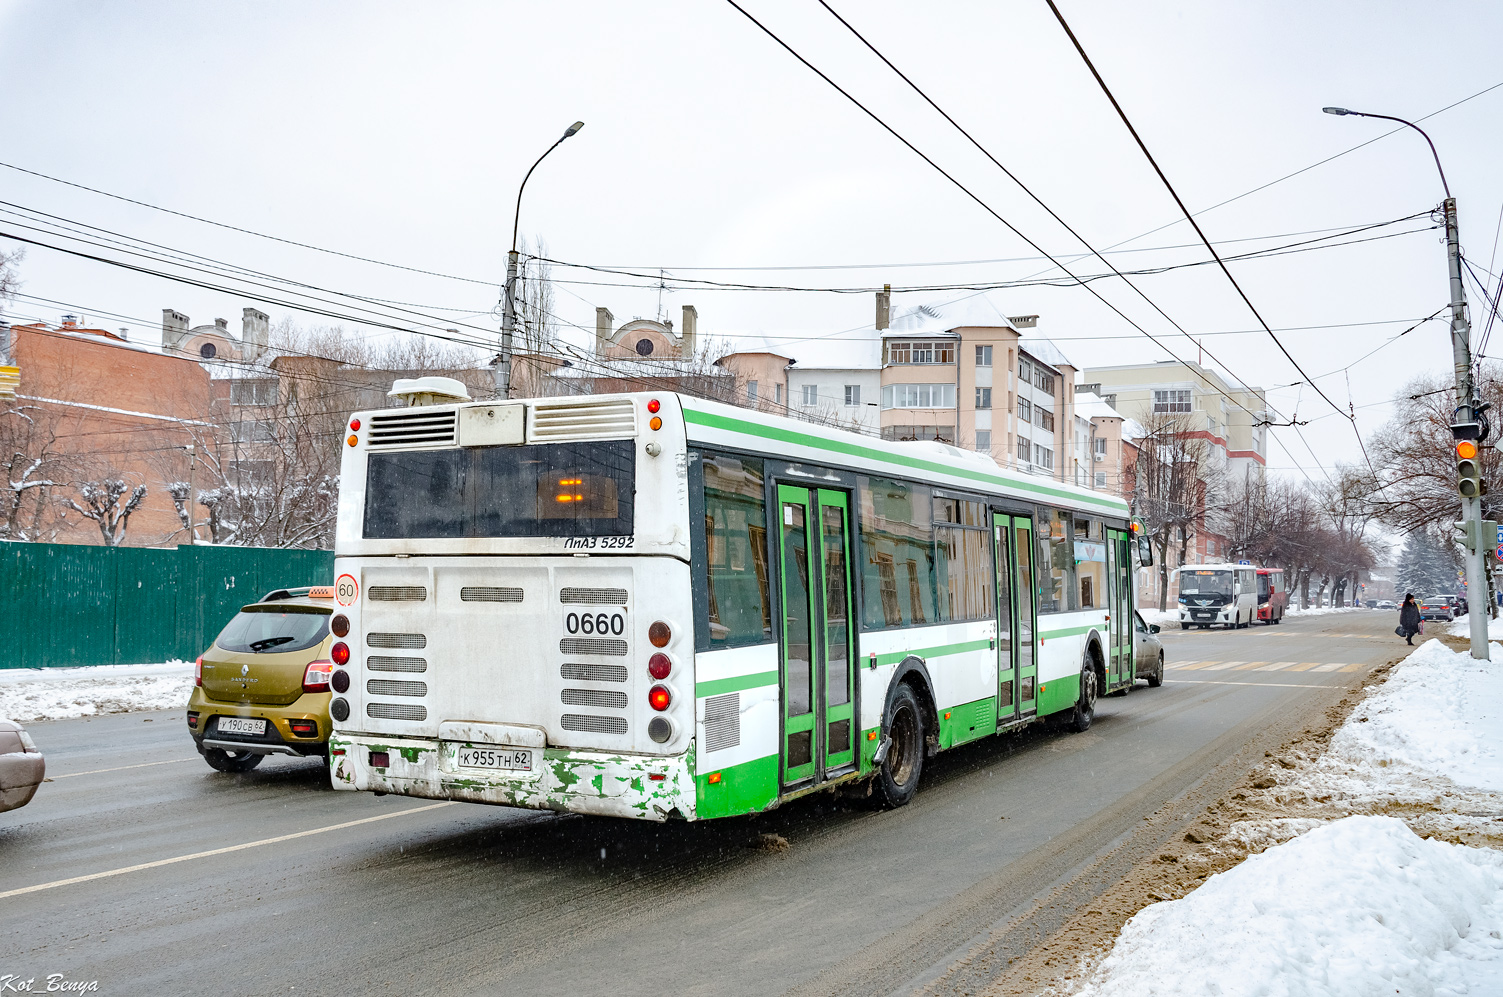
[{"xmin": 328, "ymin": 732, "xmax": 696, "ymax": 822}]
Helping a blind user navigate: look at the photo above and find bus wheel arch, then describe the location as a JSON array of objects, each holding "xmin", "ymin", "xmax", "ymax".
[
  {"xmin": 1066, "ymin": 644, "xmax": 1102, "ymax": 733},
  {"xmin": 886, "ymin": 657, "xmax": 940, "ymax": 758}
]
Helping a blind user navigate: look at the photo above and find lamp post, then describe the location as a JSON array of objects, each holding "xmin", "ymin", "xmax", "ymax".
[
  {"xmin": 496, "ymin": 120, "xmax": 585, "ymax": 400},
  {"xmin": 1323, "ymin": 106, "xmax": 1489, "ymax": 659}
]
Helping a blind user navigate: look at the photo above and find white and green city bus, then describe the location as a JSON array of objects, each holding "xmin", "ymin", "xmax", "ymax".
[{"xmin": 327, "ymin": 388, "xmax": 1150, "ymax": 821}]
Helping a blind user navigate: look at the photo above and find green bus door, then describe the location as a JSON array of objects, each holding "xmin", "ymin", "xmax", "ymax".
[
  {"xmin": 1105, "ymin": 528, "xmax": 1126, "ymax": 684},
  {"xmin": 775, "ymin": 486, "xmax": 856, "ymax": 788},
  {"xmin": 994, "ymin": 514, "xmax": 1037, "ymax": 723}
]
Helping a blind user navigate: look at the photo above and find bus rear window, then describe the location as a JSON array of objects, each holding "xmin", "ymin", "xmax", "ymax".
[{"xmin": 363, "ymin": 441, "xmax": 635, "ymax": 539}]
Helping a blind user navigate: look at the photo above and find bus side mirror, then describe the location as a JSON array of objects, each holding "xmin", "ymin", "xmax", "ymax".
[{"xmin": 1137, "ymin": 535, "xmax": 1154, "ymax": 567}]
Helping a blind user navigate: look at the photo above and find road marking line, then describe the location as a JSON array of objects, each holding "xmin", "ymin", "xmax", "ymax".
[
  {"xmin": 0, "ymin": 801, "xmax": 455, "ymax": 900},
  {"xmin": 1339, "ymin": 663, "xmax": 1366, "ymax": 672},
  {"xmin": 1232, "ymin": 661, "xmax": 1268, "ymax": 671},
  {"xmin": 1166, "ymin": 680, "xmax": 1339, "ymax": 689},
  {"xmin": 50, "ymin": 758, "xmax": 197, "ymax": 779},
  {"xmin": 1286, "ymin": 662, "xmax": 1322, "ymax": 671},
  {"xmin": 1313, "ymin": 663, "xmax": 1344, "ymax": 672},
  {"xmin": 1255, "ymin": 661, "xmax": 1298, "ymax": 671},
  {"xmin": 1171, "ymin": 660, "xmax": 1216, "ymax": 670},
  {"xmin": 1203, "ymin": 661, "xmax": 1246, "ymax": 671}
]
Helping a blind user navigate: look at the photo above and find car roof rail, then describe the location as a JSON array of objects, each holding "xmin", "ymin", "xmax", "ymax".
[{"xmin": 260, "ymin": 586, "xmax": 313, "ymax": 602}]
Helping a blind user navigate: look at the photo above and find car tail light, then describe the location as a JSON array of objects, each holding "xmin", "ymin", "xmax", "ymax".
[
  {"xmin": 331, "ymin": 642, "xmax": 350, "ymax": 665},
  {"xmin": 331, "ymin": 614, "xmax": 350, "ymax": 637},
  {"xmin": 648, "ymin": 684, "xmax": 672, "ymax": 711},
  {"xmin": 648, "ymin": 621, "xmax": 671, "ymax": 648},
  {"xmin": 648, "ymin": 653, "xmax": 672, "ymax": 680},
  {"xmin": 186, "ymin": 712, "xmax": 200, "ymax": 730},
  {"xmin": 303, "ymin": 659, "xmax": 333, "ymax": 693},
  {"xmin": 195, "ymin": 656, "xmax": 203, "ymax": 687}
]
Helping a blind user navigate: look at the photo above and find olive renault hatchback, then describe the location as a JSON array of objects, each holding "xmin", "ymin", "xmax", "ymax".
[{"xmin": 187, "ymin": 586, "xmax": 335, "ymax": 772}]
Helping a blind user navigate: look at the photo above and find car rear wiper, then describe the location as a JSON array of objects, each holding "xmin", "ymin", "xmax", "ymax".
[{"xmin": 249, "ymin": 636, "xmax": 296, "ymax": 651}]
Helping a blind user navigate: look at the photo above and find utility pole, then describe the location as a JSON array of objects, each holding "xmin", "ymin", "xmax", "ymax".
[
  {"xmin": 184, "ymin": 443, "xmax": 199, "ymax": 545},
  {"xmin": 496, "ymin": 121, "xmax": 584, "ymax": 400},
  {"xmin": 1324, "ymin": 106, "xmax": 1490, "ymax": 659}
]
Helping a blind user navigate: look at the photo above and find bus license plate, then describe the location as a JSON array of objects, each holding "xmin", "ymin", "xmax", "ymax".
[
  {"xmin": 457, "ymin": 746, "xmax": 533, "ymax": 771},
  {"xmin": 219, "ymin": 717, "xmax": 266, "ymax": 735}
]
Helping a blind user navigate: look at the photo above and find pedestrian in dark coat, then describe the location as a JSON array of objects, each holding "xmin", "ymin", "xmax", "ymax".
[{"xmin": 1398, "ymin": 593, "xmax": 1421, "ymax": 645}]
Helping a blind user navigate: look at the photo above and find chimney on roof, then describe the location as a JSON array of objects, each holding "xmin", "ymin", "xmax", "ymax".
[
  {"xmin": 162, "ymin": 309, "xmax": 190, "ymax": 351},
  {"xmin": 214, "ymin": 317, "xmax": 228, "ymax": 332},
  {"xmin": 681, "ymin": 305, "xmax": 697, "ymax": 357},
  {"xmin": 595, "ymin": 307, "xmax": 614, "ymax": 356},
  {"xmin": 876, "ymin": 285, "xmax": 890, "ymax": 331},
  {"xmin": 119, "ymin": 327, "xmax": 130, "ymax": 341},
  {"xmin": 61, "ymin": 314, "xmax": 79, "ymax": 329},
  {"xmin": 1008, "ymin": 314, "xmax": 1038, "ymax": 329},
  {"xmin": 242, "ymin": 307, "xmax": 269, "ymax": 360}
]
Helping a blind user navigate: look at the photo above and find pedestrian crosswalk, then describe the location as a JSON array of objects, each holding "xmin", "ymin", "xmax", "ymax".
[{"xmin": 1168, "ymin": 660, "xmax": 1366, "ymax": 673}]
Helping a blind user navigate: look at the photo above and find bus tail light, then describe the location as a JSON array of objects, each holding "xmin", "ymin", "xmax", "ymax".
[
  {"xmin": 303, "ymin": 659, "xmax": 333, "ymax": 693},
  {"xmin": 648, "ymin": 685, "xmax": 672, "ymax": 711},
  {"xmin": 331, "ymin": 642, "xmax": 350, "ymax": 665},
  {"xmin": 648, "ymin": 622, "xmax": 671, "ymax": 648},
  {"xmin": 331, "ymin": 669, "xmax": 350, "ymax": 693},
  {"xmin": 194, "ymin": 656, "xmax": 203, "ymax": 687},
  {"xmin": 331, "ymin": 614, "xmax": 350, "ymax": 637},
  {"xmin": 648, "ymin": 716, "xmax": 673, "ymax": 743},
  {"xmin": 648, "ymin": 653, "xmax": 672, "ymax": 680}
]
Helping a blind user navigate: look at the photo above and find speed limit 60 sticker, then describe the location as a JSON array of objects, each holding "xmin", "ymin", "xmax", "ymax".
[{"xmin": 335, "ymin": 573, "xmax": 359, "ymax": 607}]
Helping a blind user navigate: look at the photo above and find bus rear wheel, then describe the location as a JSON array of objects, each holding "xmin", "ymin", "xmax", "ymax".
[
  {"xmin": 874, "ymin": 683, "xmax": 924, "ymax": 809},
  {"xmin": 1067, "ymin": 661, "xmax": 1099, "ymax": 732}
]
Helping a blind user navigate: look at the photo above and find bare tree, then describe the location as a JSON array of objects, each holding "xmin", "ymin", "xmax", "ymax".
[
  {"xmin": 1128, "ymin": 412, "xmax": 1216, "ymax": 610},
  {"xmin": 66, "ymin": 477, "xmax": 147, "ymax": 546},
  {"xmin": 0, "ymin": 247, "xmax": 21, "ymax": 306}
]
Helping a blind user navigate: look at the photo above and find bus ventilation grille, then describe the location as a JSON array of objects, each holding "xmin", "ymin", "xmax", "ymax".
[
  {"xmin": 367, "ymin": 409, "xmax": 457, "ymax": 448},
  {"xmin": 367, "ymin": 632, "xmax": 426, "ymax": 649},
  {"xmin": 367, "ymin": 679, "xmax": 428, "ymax": 697},
  {"xmin": 560, "ymin": 714, "xmax": 629, "ymax": 735},
  {"xmin": 559, "ymin": 637, "xmax": 628, "ymax": 656},
  {"xmin": 529, "ymin": 399, "xmax": 637, "ymax": 441},
  {"xmin": 561, "ymin": 688, "xmax": 628, "ymax": 709},
  {"xmin": 461, "ymin": 586, "xmax": 523, "ymax": 603},
  {"xmin": 367, "ymin": 702, "xmax": 427, "ymax": 721},
  {"xmin": 367, "ymin": 655, "xmax": 427, "ymax": 674},
  {"xmin": 561, "ymin": 662, "xmax": 628, "ymax": 682},
  {"xmin": 703, "ymin": 692, "xmax": 741, "ymax": 753},
  {"xmin": 368, "ymin": 586, "xmax": 427, "ymax": 602},
  {"xmin": 559, "ymin": 587, "xmax": 628, "ymax": 605}
]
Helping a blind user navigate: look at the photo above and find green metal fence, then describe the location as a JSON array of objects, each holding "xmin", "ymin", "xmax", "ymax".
[{"xmin": 0, "ymin": 542, "xmax": 334, "ymax": 669}]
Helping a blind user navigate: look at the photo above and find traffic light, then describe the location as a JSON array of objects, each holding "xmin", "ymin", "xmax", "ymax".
[
  {"xmin": 1457, "ymin": 439, "xmax": 1485, "ymax": 498},
  {"xmin": 1454, "ymin": 519, "xmax": 1480, "ymax": 553}
]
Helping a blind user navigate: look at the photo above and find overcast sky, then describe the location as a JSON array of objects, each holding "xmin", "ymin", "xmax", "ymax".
[{"xmin": 2, "ymin": 0, "xmax": 1501, "ymax": 483}]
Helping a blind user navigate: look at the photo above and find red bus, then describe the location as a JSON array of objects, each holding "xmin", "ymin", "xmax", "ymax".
[{"xmin": 1257, "ymin": 568, "xmax": 1287, "ymax": 624}]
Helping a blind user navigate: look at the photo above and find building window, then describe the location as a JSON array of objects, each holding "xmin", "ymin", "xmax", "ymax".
[
  {"xmin": 881, "ymin": 383, "xmax": 958, "ymax": 410},
  {"xmin": 886, "ymin": 340, "xmax": 955, "ymax": 365},
  {"xmin": 1036, "ymin": 406, "xmax": 1055, "ymax": 432},
  {"xmin": 844, "ymin": 384, "xmax": 861, "ymax": 406},
  {"xmin": 802, "ymin": 384, "xmax": 819, "ymax": 406},
  {"xmin": 880, "ymin": 424, "xmax": 955, "ymax": 443},
  {"xmin": 230, "ymin": 379, "xmax": 277, "ymax": 405},
  {"xmin": 975, "ymin": 387, "xmax": 992, "ymax": 410},
  {"xmin": 747, "ymin": 380, "xmax": 758, "ymax": 401},
  {"xmin": 1153, "ymin": 389, "xmax": 1192, "ymax": 413},
  {"xmin": 975, "ymin": 430, "xmax": 991, "ymax": 451},
  {"xmin": 975, "ymin": 345, "xmax": 992, "ymax": 367},
  {"xmin": 774, "ymin": 383, "xmax": 782, "ymax": 405},
  {"xmin": 1019, "ymin": 357, "xmax": 1031, "ymax": 382},
  {"xmin": 635, "ymin": 338, "xmax": 655, "ymax": 356},
  {"xmin": 1095, "ymin": 470, "xmax": 1107, "ymax": 488},
  {"xmin": 1017, "ymin": 436, "xmax": 1031, "ymax": 463},
  {"xmin": 1094, "ymin": 437, "xmax": 1108, "ymax": 456},
  {"xmin": 1034, "ymin": 444, "xmax": 1054, "ymax": 469},
  {"xmin": 230, "ymin": 419, "xmax": 278, "ymax": 444},
  {"xmin": 1034, "ymin": 368, "xmax": 1055, "ymax": 394},
  {"xmin": 1018, "ymin": 398, "xmax": 1031, "ymax": 422}
]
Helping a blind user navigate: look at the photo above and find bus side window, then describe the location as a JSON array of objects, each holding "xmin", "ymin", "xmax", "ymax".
[
  {"xmin": 858, "ymin": 475, "xmax": 936, "ymax": 629},
  {"xmin": 702, "ymin": 455, "xmax": 773, "ymax": 648}
]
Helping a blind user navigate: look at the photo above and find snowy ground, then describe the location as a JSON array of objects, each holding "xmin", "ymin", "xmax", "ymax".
[
  {"xmin": 1450, "ymin": 613, "xmax": 1503, "ymax": 641},
  {"xmin": 1141, "ymin": 604, "xmax": 1372, "ymax": 628},
  {"xmin": 1072, "ymin": 638, "xmax": 1503, "ymax": 996},
  {"xmin": 0, "ymin": 661, "xmax": 193, "ymax": 723}
]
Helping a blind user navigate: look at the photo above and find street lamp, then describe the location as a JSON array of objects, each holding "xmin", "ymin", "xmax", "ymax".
[
  {"xmin": 1323, "ymin": 104, "xmax": 1487, "ymax": 658},
  {"xmin": 496, "ymin": 120, "xmax": 585, "ymax": 399}
]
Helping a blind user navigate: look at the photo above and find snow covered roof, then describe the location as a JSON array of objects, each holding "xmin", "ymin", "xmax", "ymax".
[
  {"xmin": 547, "ymin": 358, "xmax": 732, "ymax": 380},
  {"xmin": 1074, "ymin": 391, "xmax": 1126, "ymax": 422},
  {"xmin": 1019, "ymin": 337, "xmax": 1074, "ymax": 371}
]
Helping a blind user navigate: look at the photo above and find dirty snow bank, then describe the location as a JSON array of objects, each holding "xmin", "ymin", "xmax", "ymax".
[
  {"xmin": 1077, "ymin": 816, "xmax": 1503, "ymax": 997},
  {"xmin": 0, "ymin": 661, "xmax": 193, "ymax": 723},
  {"xmin": 1450, "ymin": 613, "xmax": 1503, "ymax": 640}
]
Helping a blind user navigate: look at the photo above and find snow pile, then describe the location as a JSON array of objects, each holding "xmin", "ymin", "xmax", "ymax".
[
  {"xmin": 1449, "ymin": 613, "xmax": 1503, "ymax": 640},
  {"xmin": 0, "ymin": 661, "xmax": 193, "ymax": 723},
  {"xmin": 1285, "ymin": 604, "xmax": 1369, "ymax": 617},
  {"xmin": 1077, "ymin": 816, "xmax": 1503, "ymax": 997}
]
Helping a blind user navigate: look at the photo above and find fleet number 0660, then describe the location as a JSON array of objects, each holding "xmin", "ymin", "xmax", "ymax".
[{"xmin": 565, "ymin": 612, "xmax": 625, "ymax": 635}]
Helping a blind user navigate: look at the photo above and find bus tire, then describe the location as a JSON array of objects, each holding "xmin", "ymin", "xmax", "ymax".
[
  {"xmin": 203, "ymin": 747, "xmax": 263, "ymax": 773},
  {"xmin": 1066, "ymin": 658, "xmax": 1099, "ymax": 732},
  {"xmin": 874, "ymin": 683, "xmax": 924, "ymax": 809},
  {"xmin": 1147, "ymin": 652, "xmax": 1164, "ymax": 687}
]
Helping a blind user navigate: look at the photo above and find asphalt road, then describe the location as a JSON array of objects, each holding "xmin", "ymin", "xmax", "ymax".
[{"xmin": 1, "ymin": 609, "xmax": 1412, "ymax": 997}]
